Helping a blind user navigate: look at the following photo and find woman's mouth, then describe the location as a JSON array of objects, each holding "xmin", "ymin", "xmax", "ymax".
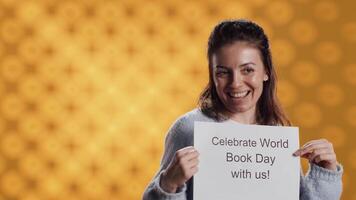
[{"xmin": 227, "ymin": 90, "xmax": 250, "ymax": 98}]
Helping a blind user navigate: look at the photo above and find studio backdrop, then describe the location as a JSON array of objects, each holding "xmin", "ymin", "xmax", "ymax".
[{"xmin": 0, "ymin": 0, "xmax": 355, "ymax": 199}]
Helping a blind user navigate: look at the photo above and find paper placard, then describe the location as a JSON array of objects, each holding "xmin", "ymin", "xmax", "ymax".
[{"xmin": 194, "ymin": 121, "xmax": 299, "ymax": 200}]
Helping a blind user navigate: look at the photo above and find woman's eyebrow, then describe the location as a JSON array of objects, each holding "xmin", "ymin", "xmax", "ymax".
[
  {"xmin": 216, "ymin": 65, "xmax": 229, "ymax": 69},
  {"xmin": 239, "ymin": 62, "xmax": 256, "ymax": 67},
  {"xmin": 216, "ymin": 63, "xmax": 256, "ymax": 69}
]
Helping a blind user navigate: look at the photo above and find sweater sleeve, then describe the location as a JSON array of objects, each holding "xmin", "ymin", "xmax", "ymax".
[
  {"xmin": 142, "ymin": 116, "xmax": 191, "ymax": 200},
  {"xmin": 300, "ymin": 163, "xmax": 343, "ymax": 200}
]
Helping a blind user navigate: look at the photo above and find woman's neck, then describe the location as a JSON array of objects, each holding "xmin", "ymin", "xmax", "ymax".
[{"xmin": 227, "ymin": 107, "xmax": 257, "ymax": 124}]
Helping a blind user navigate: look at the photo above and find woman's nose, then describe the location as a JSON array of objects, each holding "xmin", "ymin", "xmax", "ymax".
[{"xmin": 230, "ymin": 71, "xmax": 243, "ymax": 87}]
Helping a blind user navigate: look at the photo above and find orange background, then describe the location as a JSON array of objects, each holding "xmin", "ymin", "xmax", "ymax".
[{"xmin": 0, "ymin": 0, "xmax": 355, "ymax": 199}]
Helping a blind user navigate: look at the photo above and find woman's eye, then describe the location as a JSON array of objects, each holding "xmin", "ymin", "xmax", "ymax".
[
  {"xmin": 216, "ymin": 71, "xmax": 228, "ymax": 76},
  {"xmin": 242, "ymin": 68, "xmax": 254, "ymax": 74}
]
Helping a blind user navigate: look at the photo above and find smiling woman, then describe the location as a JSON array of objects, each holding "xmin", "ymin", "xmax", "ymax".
[
  {"xmin": 199, "ymin": 20, "xmax": 290, "ymax": 126},
  {"xmin": 211, "ymin": 41, "xmax": 268, "ymax": 122},
  {"xmin": 143, "ymin": 19, "xmax": 343, "ymax": 200}
]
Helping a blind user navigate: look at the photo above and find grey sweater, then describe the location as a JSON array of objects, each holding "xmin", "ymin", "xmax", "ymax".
[{"xmin": 143, "ymin": 109, "xmax": 343, "ymax": 200}]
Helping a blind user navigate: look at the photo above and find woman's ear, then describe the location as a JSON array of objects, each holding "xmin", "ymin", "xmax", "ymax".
[{"xmin": 263, "ymin": 74, "xmax": 269, "ymax": 81}]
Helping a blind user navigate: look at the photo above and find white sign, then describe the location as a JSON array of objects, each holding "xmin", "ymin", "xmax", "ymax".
[{"xmin": 194, "ymin": 121, "xmax": 300, "ymax": 200}]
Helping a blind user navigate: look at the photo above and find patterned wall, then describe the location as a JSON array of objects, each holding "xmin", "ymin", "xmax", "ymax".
[{"xmin": 0, "ymin": 0, "xmax": 355, "ymax": 199}]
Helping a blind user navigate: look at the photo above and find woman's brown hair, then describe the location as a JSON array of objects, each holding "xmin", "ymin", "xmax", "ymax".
[{"xmin": 198, "ymin": 19, "xmax": 291, "ymax": 126}]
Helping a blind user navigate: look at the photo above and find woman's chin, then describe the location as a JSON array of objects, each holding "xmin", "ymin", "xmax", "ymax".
[{"xmin": 227, "ymin": 105, "xmax": 252, "ymax": 114}]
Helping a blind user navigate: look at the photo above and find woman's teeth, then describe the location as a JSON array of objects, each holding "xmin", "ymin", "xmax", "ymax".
[{"xmin": 228, "ymin": 91, "xmax": 249, "ymax": 98}]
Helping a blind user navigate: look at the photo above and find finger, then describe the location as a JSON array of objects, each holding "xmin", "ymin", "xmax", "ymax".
[
  {"xmin": 177, "ymin": 146, "xmax": 195, "ymax": 154},
  {"xmin": 314, "ymin": 153, "xmax": 336, "ymax": 164},
  {"xmin": 180, "ymin": 151, "xmax": 200, "ymax": 168},
  {"xmin": 184, "ymin": 151, "xmax": 199, "ymax": 162},
  {"xmin": 302, "ymin": 139, "xmax": 328, "ymax": 148},
  {"xmin": 298, "ymin": 142, "xmax": 331, "ymax": 157},
  {"xmin": 293, "ymin": 140, "xmax": 320, "ymax": 156},
  {"xmin": 177, "ymin": 151, "xmax": 199, "ymax": 167},
  {"xmin": 190, "ymin": 166, "xmax": 199, "ymax": 174},
  {"xmin": 180, "ymin": 155, "xmax": 199, "ymax": 170},
  {"xmin": 176, "ymin": 146, "xmax": 196, "ymax": 158},
  {"xmin": 294, "ymin": 140, "xmax": 326, "ymax": 156},
  {"xmin": 187, "ymin": 157, "xmax": 199, "ymax": 168},
  {"xmin": 182, "ymin": 166, "xmax": 198, "ymax": 180},
  {"xmin": 303, "ymin": 141, "xmax": 333, "ymax": 153},
  {"xmin": 300, "ymin": 152, "xmax": 312, "ymax": 159},
  {"xmin": 308, "ymin": 148, "xmax": 331, "ymax": 162},
  {"xmin": 181, "ymin": 159, "xmax": 199, "ymax": 171}
]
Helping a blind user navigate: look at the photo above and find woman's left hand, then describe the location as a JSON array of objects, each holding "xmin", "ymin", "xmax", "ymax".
[{"xmin": 293, "ymin": 139, "xmax": 338, "ymax": 171}]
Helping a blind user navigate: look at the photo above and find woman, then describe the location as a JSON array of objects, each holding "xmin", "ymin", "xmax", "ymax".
[{"xmin": 143, "ymin": 19, "xmax": 343, "ymax": 200}]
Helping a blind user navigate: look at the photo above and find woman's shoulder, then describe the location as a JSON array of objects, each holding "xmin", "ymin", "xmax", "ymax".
[
  {"xmin": 166, "ymin": 108, "xmax": 216, "ymax": 141},
  {"xmin": 174, "ymin": 108, "xmax": 216, "ymax": 127}
]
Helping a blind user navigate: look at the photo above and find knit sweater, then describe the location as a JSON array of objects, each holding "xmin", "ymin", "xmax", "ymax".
[{"xmin": 143, "ymin": 109, "xmax": 343, "ymax": 200}]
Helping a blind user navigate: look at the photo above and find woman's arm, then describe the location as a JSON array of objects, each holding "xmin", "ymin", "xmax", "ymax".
[
  {"xmin": 295, "ymin": 139, "xmax": 343, "ymax": 200},
  {"xmin": 142, "ymin": 116, "xmax": 195, "ymax": 200},
  {"xmin": 300, "ymin": 163, "xmax": 343, "ymax": 200}
]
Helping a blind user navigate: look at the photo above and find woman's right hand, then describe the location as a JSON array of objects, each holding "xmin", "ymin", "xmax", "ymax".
[{"xmin": 160, "ymin": 146, "xmax": 199, "ymax": 193}]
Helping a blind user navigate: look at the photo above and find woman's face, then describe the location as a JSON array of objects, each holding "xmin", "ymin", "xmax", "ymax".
[{"xmin": 212, "ymin": 41, "xmax": 268, "ymax": 115}]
